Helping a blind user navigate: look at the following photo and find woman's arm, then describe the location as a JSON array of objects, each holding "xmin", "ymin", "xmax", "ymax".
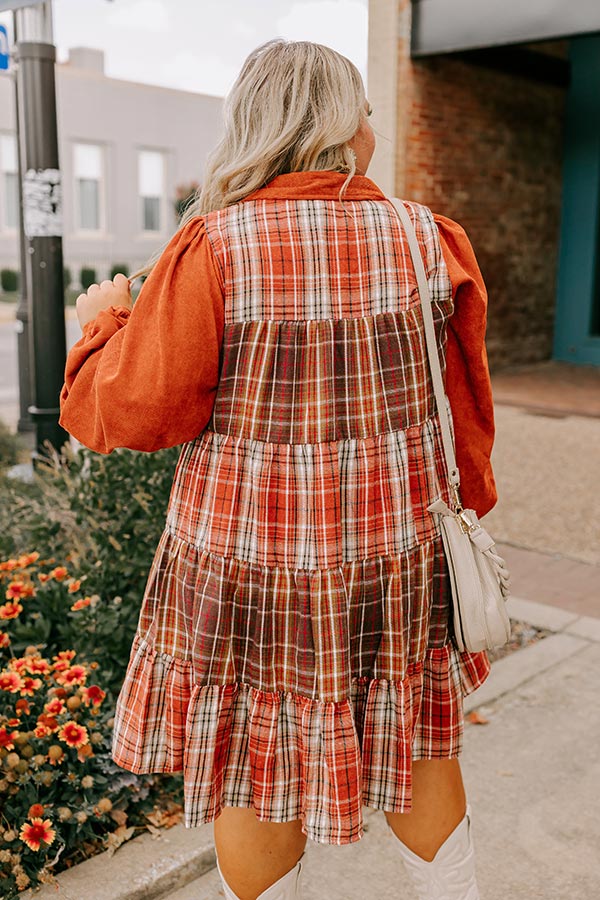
[
  {"xmin": 434, "ymin": 213, "xmax": 498, "ymax": 518},
  {"xmin": 59, "ymin": 217, "xmax": 225, "ymax": 454}
]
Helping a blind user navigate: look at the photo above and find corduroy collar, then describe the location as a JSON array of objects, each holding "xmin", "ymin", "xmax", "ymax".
[{"xmin": 242, "ymin": 170, "xmax": 388, "ymax": 202}]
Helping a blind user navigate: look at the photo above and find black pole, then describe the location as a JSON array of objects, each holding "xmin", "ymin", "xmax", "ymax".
[
  {"xmin": 12, "ymin": 11, "xmax": 33, "ymax": 435},
  {"xmin": 14, "ymin": 36, "xmax": 69, "ymax": 465}
]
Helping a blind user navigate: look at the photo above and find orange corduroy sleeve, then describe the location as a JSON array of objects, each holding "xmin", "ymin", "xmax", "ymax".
[
  {"xmin": 434, "ymin": 213, "xmax": 498, "ymax": 518},
  {"xmin": 59, "ymin": 217, "xmax": 224, "ymax": 454}
]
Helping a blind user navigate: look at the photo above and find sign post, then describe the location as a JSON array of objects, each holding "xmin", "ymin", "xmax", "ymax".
[
  {"xmin": 10, "ymin": 1, "xmax": 69, "ymax": 463},
  {"xmin": 0, "ymin": 24, "xmax": 9, "ymax": 69}
]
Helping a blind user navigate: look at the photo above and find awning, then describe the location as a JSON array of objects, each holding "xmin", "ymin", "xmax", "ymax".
[{"xmin": 411, "ymin": 0, "xmax": 600, "ymax": 56}]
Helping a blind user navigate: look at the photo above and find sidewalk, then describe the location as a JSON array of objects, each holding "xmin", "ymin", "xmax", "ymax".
[{"xmin": 165, "ymin": 555, "xmax": 600, "ymax": 900}]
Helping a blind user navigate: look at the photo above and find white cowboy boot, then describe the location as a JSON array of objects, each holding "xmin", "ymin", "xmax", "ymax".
[
  {"xmin": 216, "ymin": 851, "xmax": 304, "ymax": 900},
  {"xmin": 387, "ymin": 804, "xmax": 481, "ymax": 900}
]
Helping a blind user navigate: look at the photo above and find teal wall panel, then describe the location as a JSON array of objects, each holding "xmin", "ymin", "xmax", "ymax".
[{"xmin": 554, "ymin": 34, "xmax": 600, "ymax": 365}]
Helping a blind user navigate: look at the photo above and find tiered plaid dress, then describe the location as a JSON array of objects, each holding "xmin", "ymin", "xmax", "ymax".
[{"xmin": 105, "ymin": 183, "xmax": 492, "ymax": 844}]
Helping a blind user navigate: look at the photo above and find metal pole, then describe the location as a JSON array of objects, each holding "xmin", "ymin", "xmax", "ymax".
[
  {"xmin": 14, "ymin": 0, "xmax": 69, "ymax": 466},
  {"xmin": 12, "ymin": 10, "xmax": 33, "ymax": 434}
]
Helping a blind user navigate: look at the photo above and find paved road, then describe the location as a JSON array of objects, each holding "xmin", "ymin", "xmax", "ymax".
[{"xmin": 0, "ymin": 309, "xmax": 80, "ymax": 430}]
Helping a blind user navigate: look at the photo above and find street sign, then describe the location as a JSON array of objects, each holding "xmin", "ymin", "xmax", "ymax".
[
  {"xmin": 0, "ymin": 1, "xmax": 42, "ymax": 11},
  {"xmin": 0, "ymin": 25, "xmax": 8, "ymax": 69}
]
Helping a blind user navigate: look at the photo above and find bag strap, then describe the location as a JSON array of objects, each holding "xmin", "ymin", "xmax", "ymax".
[{"xmin": 389, "ymin": 198, "xmax": 462, "ymax": 500}]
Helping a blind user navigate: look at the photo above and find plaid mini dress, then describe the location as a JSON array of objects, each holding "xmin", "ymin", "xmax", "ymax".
[{"xmin": 110, "ymin": 188, "xmax": 491, "ymax": 845}]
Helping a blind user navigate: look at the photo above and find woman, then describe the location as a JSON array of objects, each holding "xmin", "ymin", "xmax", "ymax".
[{"xmin": 59, "ymin": 39, "xmax": 497, "ymax": 900}]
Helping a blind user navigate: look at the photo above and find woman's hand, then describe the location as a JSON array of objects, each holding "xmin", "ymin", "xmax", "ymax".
[{"xmin": 76, "ymin": 273, "xmax": 133, "ymax": 329}]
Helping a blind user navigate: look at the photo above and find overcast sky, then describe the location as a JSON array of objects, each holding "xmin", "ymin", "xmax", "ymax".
[{"xmin": 0, "ymin": 0, "xmax": 368, "ymax": 97}]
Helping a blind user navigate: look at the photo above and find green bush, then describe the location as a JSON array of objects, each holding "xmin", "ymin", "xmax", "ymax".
[
  {"xmin": 79, "ymin": 268, "xmax": 97, "ymax": 291},
  {"xmin": 1, "ymin": 269, "xmax": 19, "ymax": 293},
  {"xmin": 0, "ymin": 554, "xmax": 183, "ymax": 898},
  {"xmin": 109, "ymin": 263, "xmax": 129, "ymax": 280},
  {"xmin": 0, "ymin": 421, "xmax": 25, "ymax": 471},
  {"xmin": 0, "ymin": 440, "xmax": 180, "ymax": 695},
  {"xmin": 0, "ymin": 440, "xmax": 185, "ymax": 896}
]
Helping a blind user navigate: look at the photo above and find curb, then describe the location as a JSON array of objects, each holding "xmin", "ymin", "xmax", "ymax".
[
  {"xmin": 19, "ymin": 822, "xmax": 216, "ymax": 900},
  {"xmin": 464, "ymin": 596, "xmax": 598, "ymax": 714},
  {"xmin": 20, "ymin": 596, "xmax": 598, "ymax": 899}
]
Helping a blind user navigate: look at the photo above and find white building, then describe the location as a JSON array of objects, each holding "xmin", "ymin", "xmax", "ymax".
[{"xmin": 0, "ymin": 47, "xmax": 223, "ymax": 283}]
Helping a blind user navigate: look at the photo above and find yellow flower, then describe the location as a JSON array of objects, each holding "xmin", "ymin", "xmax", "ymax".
[
  {"xmin": 0, "ymin": 671, "xmax": 24, "ymax": 692},
  {"xmin": 58, "ymin": 721, "xmax": 89, "ymax": 749},
  {"xmin": 0, "ymin": 601, "xmax": 23, "ymax": 620},
  {"xmin": 19, "ymin": 817, "xmax": 56, "ymax": 852}
]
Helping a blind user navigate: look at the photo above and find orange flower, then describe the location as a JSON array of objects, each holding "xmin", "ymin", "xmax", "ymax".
[
  {"xmin": 58, "ymin": 721, "xmax": 89, "ymax": 748},
  {"xmin": 34, "ymin": 724, "xmax": 52, "ymax": 738},
  {"xmin": 44, "ymin": 698, "xmax": 65, "ymax": 716},
  {"xmin": 81, "ymin": 685, "xmax": 106, "ymax": 707},
  {"xmin": 56, "ymin": 665, "xmax": 87, "ymax": 687},
  {"xmin": 36, "ymin": 714, "xmax": 59, "ymax": 732},
  {"xmin": 0, "ymin": 671, "xmax": 23, "ymax": 692},
  {"xmin": 71, "ymin": 596, "xmax": 92, "ymax": 611},
  {"xmin": 15, "ymin": 698, "xmax": 31, "ymax": 715},
  {"xmin": 52, "ymin": 650, "xmax": 77, "ymax": 673},
  {"xmin": 0, "ymin": 559, "xmax": 19, "ymax": 572},
  {"xmin": 77, "ymin": 742, "xmax": 94, "ymax": 762},
  {"xmin": 38, "ymin": 573, "xmax": 50, "ymax": 583},
  {"xmin": 5, "ymin": 581, "xmax": 35, "ymax": 600},
  {"xmin": 49, "ymin": 567, "xmax": 68, "ymax": 581},
  {"xmin": 67, "ymin": 579, "xmax": 81, "ymax": 593},
  {"xmin": 17, "ymin": 552, "xmax": 40, "ymax": 568},
  {"xmin": 20, "ymin": 676, "xmax": 43, "ymax": 696},
  {"xmin": 0, "ymin": 726, "xmax": 18, "ymax": 749},
  {"xmin": 28, "ymin": 803, "xmax": 45, "ymax": 818},
  {"xmin": 10, "ymin": 657, "xmax": 29, "ymax": 673},
  {"xmin": 0, "ymin": 630, "xmax": 10, "ymax": 648},
  {"xmin": 19, "ymin": 817, "xmax": 56, "ymax": 852},
  {"xmin": 0, "ymin": 601, "xmax": 23, "ymax": 620},
  {"xmin": 28, "ymin": 657, "xmax": 51, "ymax": 675},
  {"xmin": 54, "ymin": 650, "xmax": 76, "ymax": 662}
]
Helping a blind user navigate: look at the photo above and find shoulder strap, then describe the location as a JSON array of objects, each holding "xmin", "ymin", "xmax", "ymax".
[{"xmin": 389, "ymin": 198, "xmax": 461, "ymax": 497}]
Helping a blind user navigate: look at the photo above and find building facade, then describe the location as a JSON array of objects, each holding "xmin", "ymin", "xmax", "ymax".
[
  {"xmin": 368, "ymin": 0, "xmax": 600, "ymax": 369},
  {"xmin": 0, "ymin": 47, "xmax": 223, "ymax": 285}
]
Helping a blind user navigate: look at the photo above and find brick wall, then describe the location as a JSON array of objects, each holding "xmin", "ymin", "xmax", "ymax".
[{"xmin": 397, "ymin": 49, "xmax": 567, "ymax": 370}]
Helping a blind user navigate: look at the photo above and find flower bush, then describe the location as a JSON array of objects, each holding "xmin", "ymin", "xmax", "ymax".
[
  {"xmin": 0, "ymin": 440, "xmax": 180, "ymax": 697},
  {"xmin": 0, "ymin": 552, "xmax": 183, "ymax": 899}
]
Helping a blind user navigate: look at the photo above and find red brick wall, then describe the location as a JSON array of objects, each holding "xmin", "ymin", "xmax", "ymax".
[{"xmin": 399, "ymin": 53, "xmax": 567, "ymax": 370}]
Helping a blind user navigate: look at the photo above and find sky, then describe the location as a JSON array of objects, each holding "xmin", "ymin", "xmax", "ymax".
[{"xmin": 0, "ymin": 0, "xmax": 369, "ymax": 98}]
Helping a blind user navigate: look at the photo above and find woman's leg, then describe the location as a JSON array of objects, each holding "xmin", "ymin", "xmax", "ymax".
[
  {"xmin": 214, "ymin": 807, "xmax": 307, "ymax": 900},
  {"xmin": 213, "ymin": 760, "xmax": 467, "ymax": 899},
  {"xmin": 383, "ymin": 758, "xmax": 467, "ymax": 861}
]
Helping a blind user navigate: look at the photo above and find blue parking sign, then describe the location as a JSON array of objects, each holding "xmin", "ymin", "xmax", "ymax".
[{"xmin": 0, "ymin": 25, "xmax": 9, "ymax": 71}]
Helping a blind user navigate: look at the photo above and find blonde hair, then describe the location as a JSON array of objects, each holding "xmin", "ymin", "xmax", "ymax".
[{"xmin": 131, "ymin": 39, "xmax": 367, "ymax": 280}]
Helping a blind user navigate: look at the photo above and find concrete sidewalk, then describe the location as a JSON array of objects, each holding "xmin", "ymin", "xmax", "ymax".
[
  {"xmin": 167, "ymin": 597, "xmax": 600, "ymax": 900},
  {"xmin": 24, "ymin": 590, "xmax": 599, "ymax": 900}
]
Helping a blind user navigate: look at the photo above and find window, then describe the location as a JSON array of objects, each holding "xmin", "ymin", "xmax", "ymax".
[
  {"xmin": 138, "ymin": 150, "xmax": 164, "ymax": 233},
  {"xmin": 74, "ymin": 143, "xmax": 103, "ymax": 231},
  {"xmin": 0, "ymin": 134, "xmax": 18, "ymax": 231}
]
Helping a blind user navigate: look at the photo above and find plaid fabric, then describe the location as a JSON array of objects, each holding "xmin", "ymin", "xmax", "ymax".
[{"xmin": 111, "ymin": 196, "xmax": 491, "ymax": 844}]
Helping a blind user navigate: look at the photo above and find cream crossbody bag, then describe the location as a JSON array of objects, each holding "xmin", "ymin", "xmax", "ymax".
[{"xmin": 390, "ymin": 198, "xmax": 511, "ymax": 653}]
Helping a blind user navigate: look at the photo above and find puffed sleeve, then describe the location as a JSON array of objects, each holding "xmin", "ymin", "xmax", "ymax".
[
  {"xmin": 434, "ymin": 213, "xmax": 498, "ymax": 518},
  {"xmin": 59, "ymin": 216, "xmax": 225, "ymax": 454}
]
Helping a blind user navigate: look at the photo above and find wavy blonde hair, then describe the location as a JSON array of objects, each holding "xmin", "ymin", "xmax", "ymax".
[{"xmin": 131, "ymin": 39, "xmax": 367, "ymax": 280}]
